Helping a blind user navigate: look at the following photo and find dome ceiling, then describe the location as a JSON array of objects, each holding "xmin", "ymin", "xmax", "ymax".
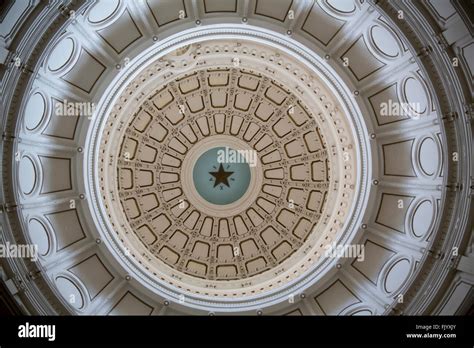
[
  {"xmin": 0, "ymin": 0, "xmax": 472, "ymax": 316},
  {"xmin": 95, "ymin": 38, "xmax": 360, "ymax": 301}
]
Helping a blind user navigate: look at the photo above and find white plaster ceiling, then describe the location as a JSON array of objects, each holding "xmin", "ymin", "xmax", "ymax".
[{"xmin": 0, "ymin": 0, "xmax": 472, "ymax": 316}]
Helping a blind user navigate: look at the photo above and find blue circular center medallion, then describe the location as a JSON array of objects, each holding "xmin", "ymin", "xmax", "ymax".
[{"xmin": 193, "ymin": 147, "xmax": 251, "ymax": 205}]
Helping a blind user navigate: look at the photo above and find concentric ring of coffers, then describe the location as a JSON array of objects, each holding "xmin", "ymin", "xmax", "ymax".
[
  {"xmin": 94, "ymin": 35, "xmax": 360, "ymax": 301},
  {"xmin": 116, "ymin": 69, "xmax": 329, "ymax": 278}
]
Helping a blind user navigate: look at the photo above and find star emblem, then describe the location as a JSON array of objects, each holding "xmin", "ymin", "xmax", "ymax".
[{"xmin": 209, "ymin": 163, "xmax": 234, "ymax": 188}]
